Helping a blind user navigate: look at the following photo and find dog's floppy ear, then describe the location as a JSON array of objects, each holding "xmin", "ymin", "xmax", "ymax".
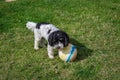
[{"xmin": 48, "ymin": 34, "xmax": 53, "ymax": 46}]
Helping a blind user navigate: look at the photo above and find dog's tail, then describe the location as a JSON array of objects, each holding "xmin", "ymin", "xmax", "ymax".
[{"xmin": 26, "ymin": 21, "xmax": 37, "ymax": 31}]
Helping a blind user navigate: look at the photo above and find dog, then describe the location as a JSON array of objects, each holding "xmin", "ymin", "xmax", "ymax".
[{"xmin": 26, "ymin": 22, "xmax": 69, "ymax": 59}]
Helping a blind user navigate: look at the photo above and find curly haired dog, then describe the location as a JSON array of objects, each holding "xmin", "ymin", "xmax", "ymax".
[{"xmin": 26, "ymin": 22, "xmax": 69, "ymax": 59}]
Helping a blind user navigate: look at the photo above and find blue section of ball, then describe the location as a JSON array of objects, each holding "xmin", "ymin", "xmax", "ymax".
[{"xmin": 66, "ymin": 45, "xmax": 76, "ymax": 62}]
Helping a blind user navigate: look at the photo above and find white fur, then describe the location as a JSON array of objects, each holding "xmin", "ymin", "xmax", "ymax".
[
  {"xmin": 53, "ymin": 42, "xmax": 64, "ymax": 49},
  {"xmin": 26, "ymin": 22, "xmax": 37, "ymax": 31}
]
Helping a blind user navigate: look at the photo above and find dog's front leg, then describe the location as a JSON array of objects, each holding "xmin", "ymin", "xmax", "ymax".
[{"xmin": 47, "ymin": 45, "xmax": 54, "ymax": 59}]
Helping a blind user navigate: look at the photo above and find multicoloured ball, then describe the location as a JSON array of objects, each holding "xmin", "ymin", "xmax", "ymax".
[{"xmin": 59, "ymin": 43, "xmax": 77, "ymax": 62}]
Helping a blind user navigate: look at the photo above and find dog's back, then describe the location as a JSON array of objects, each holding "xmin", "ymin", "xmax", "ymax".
[{"xmin": 26, "ymin": 21, "xmax": 59, "ymax": 39}]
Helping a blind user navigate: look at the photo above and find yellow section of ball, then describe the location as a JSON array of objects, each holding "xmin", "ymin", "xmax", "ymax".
[{"xmin": 59, "ymin": 43, "xmax": 77, "ymax": 62}]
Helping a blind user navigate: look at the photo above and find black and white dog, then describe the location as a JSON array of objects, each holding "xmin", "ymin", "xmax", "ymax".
[{"xmin": 26, "ymin": 22, "xmax": 69, "ymax": 59}]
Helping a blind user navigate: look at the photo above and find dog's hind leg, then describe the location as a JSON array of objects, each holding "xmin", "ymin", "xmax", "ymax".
[
  {"xmin": 34, "ymin": 29, "xmax": 41, "ymax": 50},
  {"xmin": 34, "ymin": 38, "xmax": 40, "ymax": 50}
]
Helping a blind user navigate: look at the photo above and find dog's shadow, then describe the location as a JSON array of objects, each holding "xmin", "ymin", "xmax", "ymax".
[{"xmin": 70, "ymin": 38, "xmax": 93, "ymax": 61}]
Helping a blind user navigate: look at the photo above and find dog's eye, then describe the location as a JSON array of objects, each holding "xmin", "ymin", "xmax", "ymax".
[{"xmin": 60, "ymin": 38, "xmax": 64, "ymax": 41}]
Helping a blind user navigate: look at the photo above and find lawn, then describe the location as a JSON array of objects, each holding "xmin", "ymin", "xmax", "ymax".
[{"xmin": 0, "ymin": 0, "xmax": 120, "ymax": 80}]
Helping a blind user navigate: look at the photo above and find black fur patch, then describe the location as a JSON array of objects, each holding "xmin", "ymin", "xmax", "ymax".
[
  {"xmin": 36, "ymin": 22, "xmax": 49, "ymax": 29},
  {"xmin": 47, "ymin": 29, "xmax": 52, "ymax": 34}
]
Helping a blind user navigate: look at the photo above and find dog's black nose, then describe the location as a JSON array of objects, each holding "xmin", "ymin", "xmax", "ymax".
[{"xmin": 57, "ymin": 46, "xmax": 60, "ymax": 49}]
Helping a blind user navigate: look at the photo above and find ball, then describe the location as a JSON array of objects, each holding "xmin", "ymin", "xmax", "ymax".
[{"xmin": 58, "ymin": 43, "xmax": 77, "ymax": 62}]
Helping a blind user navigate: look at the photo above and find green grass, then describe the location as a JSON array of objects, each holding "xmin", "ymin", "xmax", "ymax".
[{"xmin": 0, "ymin": 0, "xmax": 120, "ymax": 80}]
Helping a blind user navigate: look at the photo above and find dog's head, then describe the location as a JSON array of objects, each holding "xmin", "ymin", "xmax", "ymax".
[{"xmin": 48, "ymin": 30, "xmax": 69, "ymax": 49}]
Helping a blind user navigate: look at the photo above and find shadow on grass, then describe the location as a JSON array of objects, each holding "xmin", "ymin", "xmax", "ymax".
[{"xmin": 70, "ymin": 38, "xmax": 93, "ymax": 61}]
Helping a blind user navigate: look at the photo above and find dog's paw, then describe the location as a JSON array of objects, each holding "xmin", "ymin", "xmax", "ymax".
[
  {"xmin": 49, "ymin": 55, "xmax": 54, "ymax": 59},
  {"xmin": 34, "ymin": 47, "xmax": 39, "ymax": 50}
]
